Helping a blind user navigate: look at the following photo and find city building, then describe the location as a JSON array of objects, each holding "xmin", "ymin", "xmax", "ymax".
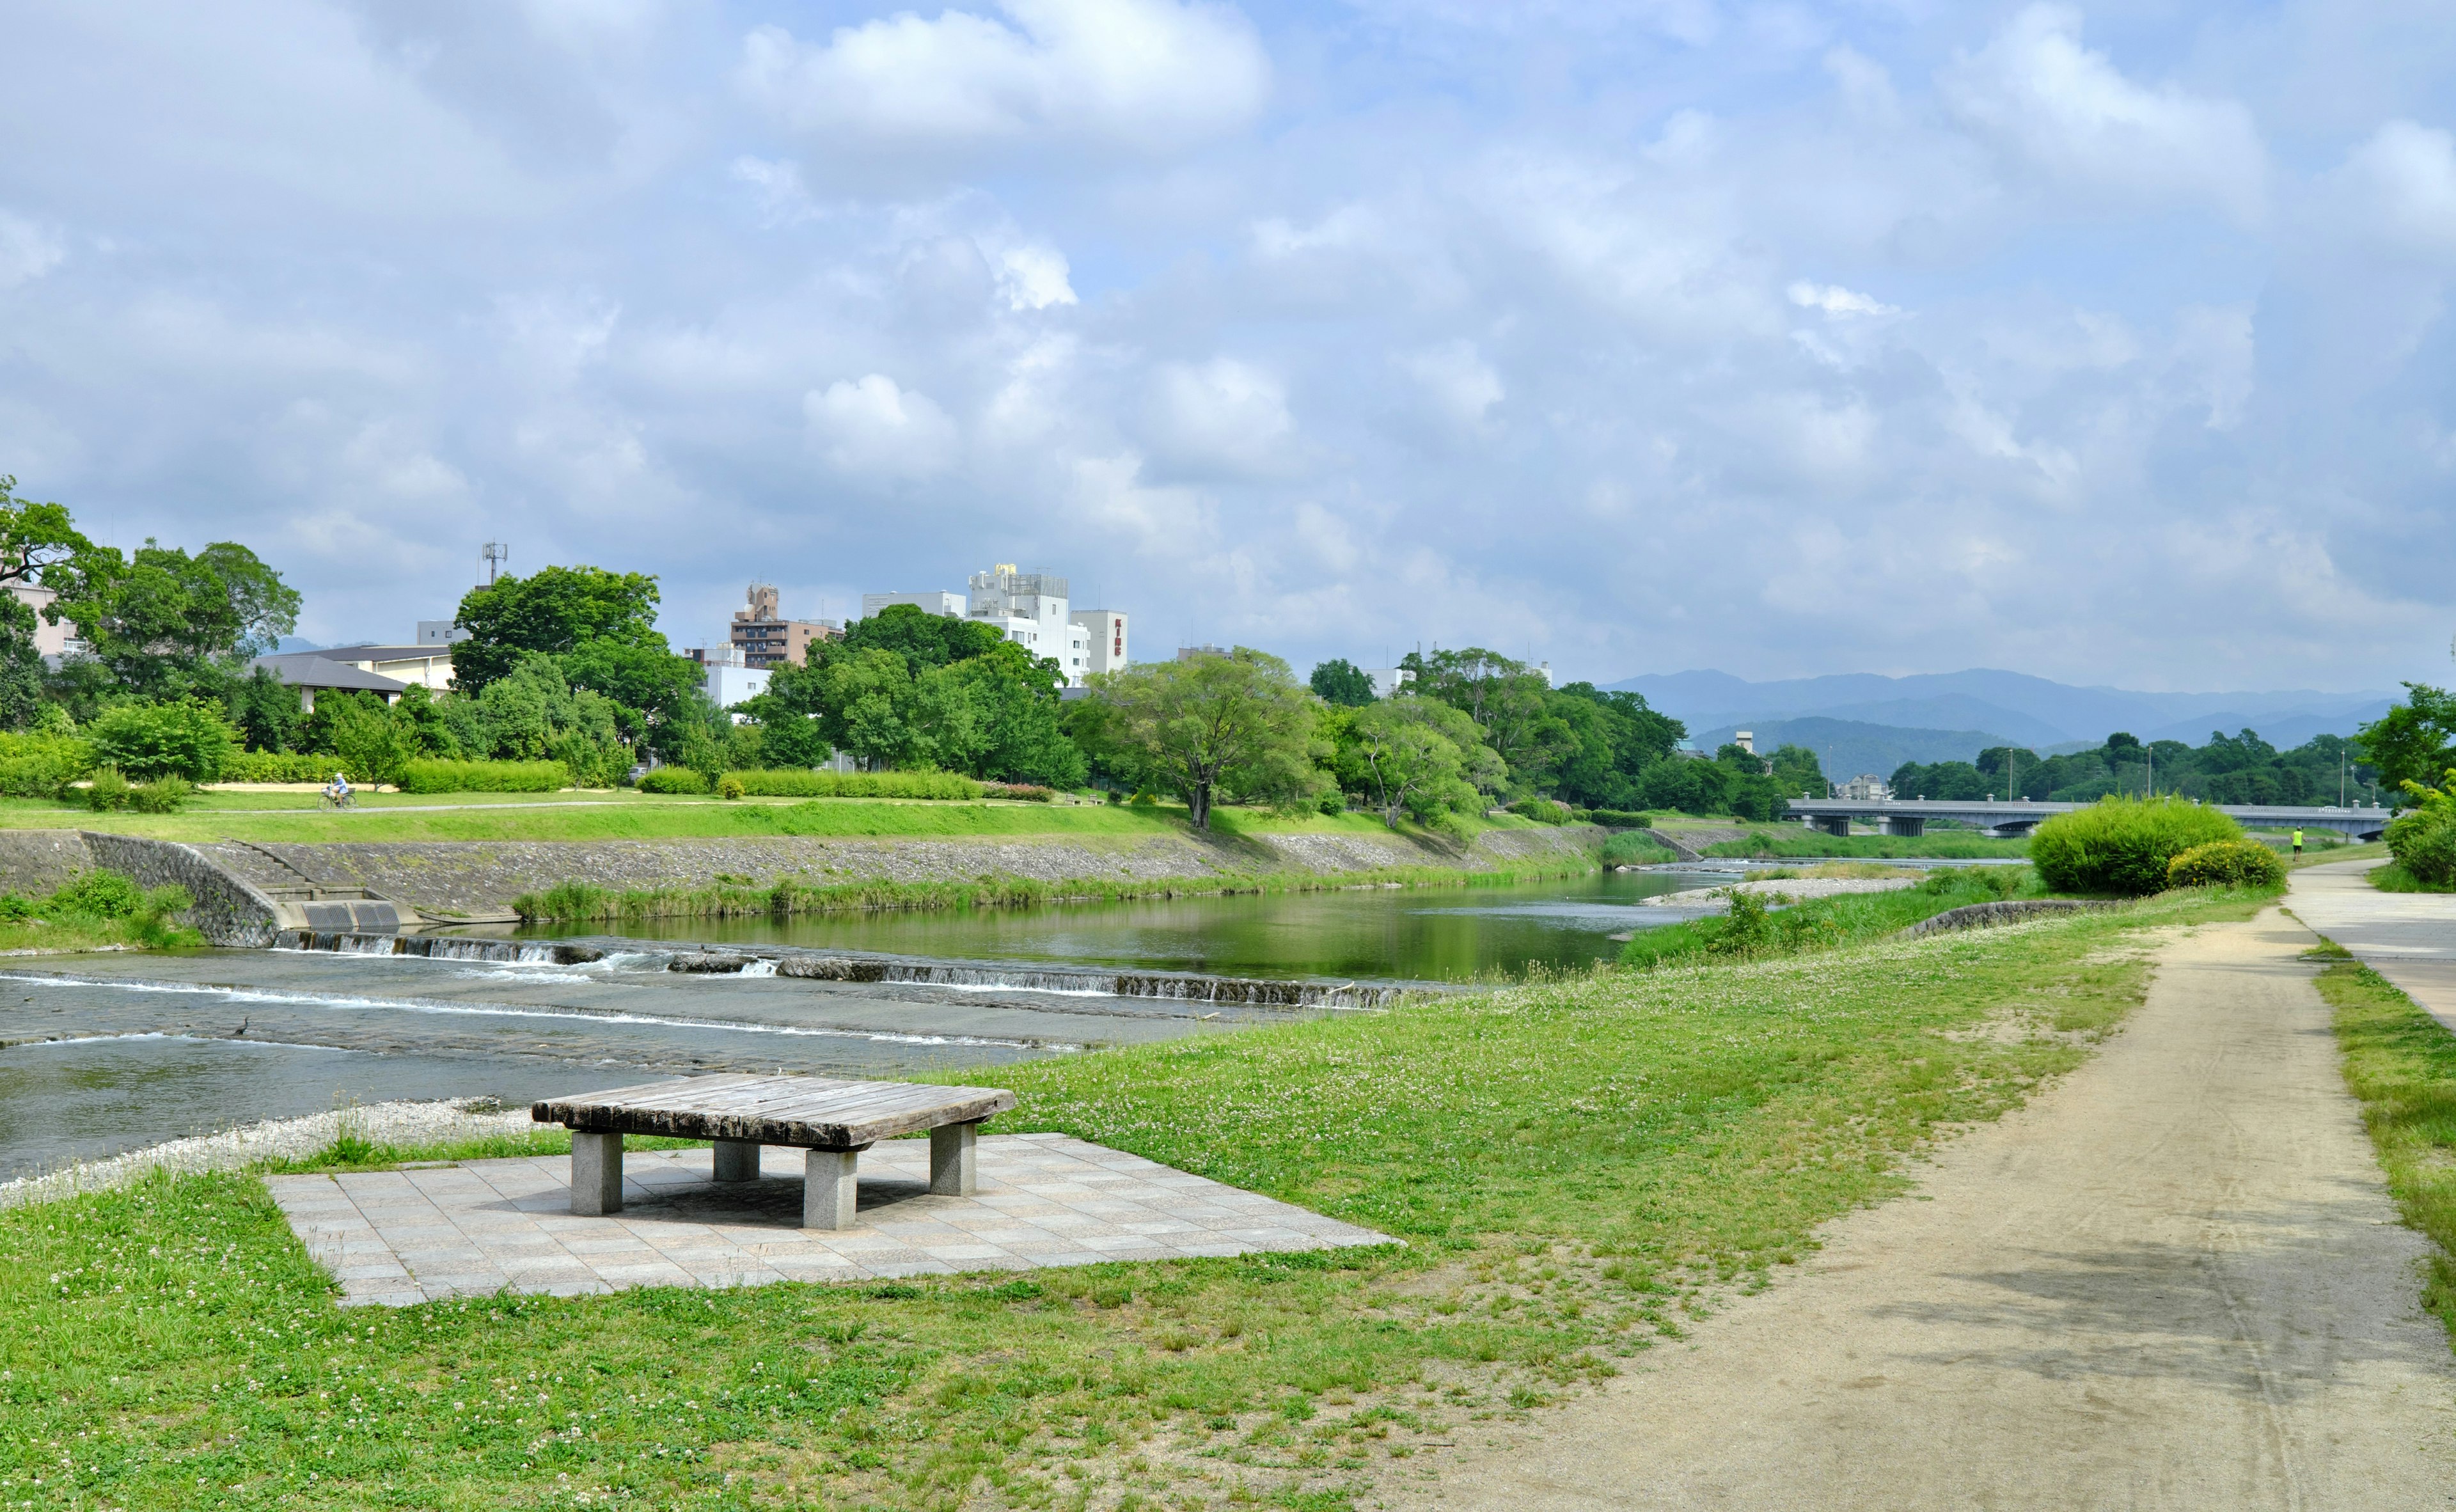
[
  {"xmin": 686, "ymin": 644, "xmax": 771, "ymax": 711},
  {"xmin": 415, "ymin": 620, "xmax": 469, "ymax": 645},
  {"xmin": 1069, "ymin": 609, "xmax": 1128, "ymax": 678},
  {"xmin": 730, "ymin": 583, "xmax": 837, "ymax": 668},
  {"xmin": 247, "ymin": 652, "xmax": 409, "ymax": 711},
  {"xmin": 1364, "ymin": 666, "xmax": 1415, "ymax": 700},
  {"xmin": 860, "ymin": 590, "xmax": 966, "ymax": 620},
  {"xmin": 9, "ymin": 585, "xmax": 78, "ymax": 658},
  {"xmin": 966, "ymin": 565, "xmax": 1096, "ymax": 681},
  {"xmin": 1839, "ymin": 773, "xmax": 1893, "ymax": 801},
  {"xmin": 314, "ymin": 644, "xmax": 457, "ymax": 691}
]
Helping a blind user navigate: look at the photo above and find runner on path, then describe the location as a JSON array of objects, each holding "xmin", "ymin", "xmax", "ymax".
[{"xmin": 1401, "ymin": 874, "xmax": 2456, "ymax": 1510}]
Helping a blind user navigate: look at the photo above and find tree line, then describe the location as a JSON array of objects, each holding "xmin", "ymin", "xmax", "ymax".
[{"xmin": 1890, "ymin": 728, "xmax": 2377, "ymax": 807}]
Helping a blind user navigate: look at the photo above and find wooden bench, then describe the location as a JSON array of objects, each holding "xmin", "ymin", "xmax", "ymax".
[{"xmin": 531, "ymin": 1073, "xmax": 1018, "ymax": 1230}]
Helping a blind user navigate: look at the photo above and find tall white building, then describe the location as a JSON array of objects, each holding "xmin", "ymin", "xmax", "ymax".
[
  {"xmin": 858, "ymin": 569, "xmax": 1126, "ymax": 686},
  {"xmin": 860, "ymin": 590, "xmax": 966, "ymax": 620},
  {"xmin": 1069, "ymin": 609, "xmax": 1128, "ymax": 679}
]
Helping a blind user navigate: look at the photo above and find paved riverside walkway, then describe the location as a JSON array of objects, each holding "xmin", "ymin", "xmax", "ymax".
[
  {"xmin": 2288, "ymin": 856, "xmax": 2456, "ymax": 1033},
  {"xmin": 1400, "ymin": 898, "xmax": 2456, "ymax": 1510},
  {"xmin": 270, "ymin": 1133, "xmax": 1387, "ymax": 1307}
]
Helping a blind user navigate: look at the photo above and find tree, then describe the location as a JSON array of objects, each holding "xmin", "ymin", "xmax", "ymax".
[
  {"xmin": 0, "ymin": 477, "xmax": 94, "ymax": 730},
  {"xmin": 47, "ymin": 538, "xmax": 300, "ymax": 702},
  {"xmin": 1339, "ymin": 698, "xmax": 1503, "ymax": 829},
  {"xmin": 1309, "ymin": 658, "xmax": 1378, "ymax": 707},
  {"xmin": 450, "ymin": 565, "xmax": 667, "ymax": 694},
  {"xmin": 929, "ymin": 647, "xmax": 1088, "ymax": 787},
  {"xmin": 85, "ymin": 700, "xmax": 237, "ymax": 782},
  {"xmin": 1078, "ymin": 649, "xmax": 1323, "ymax": 829},
  {"xmin": 1408, "ymin": 647, "xmax": 1573, "ymax": 778},
  {"xmin": 839, "ymin": 603, "xmax": 1009, "ymax": 670},
  {"xmin": 2356, "ymin": 685, "xmax": 2456, "ymax": 798},
  {"xmin": 228, "ymin": 665, "xmax": 305, "ymax": 753}
]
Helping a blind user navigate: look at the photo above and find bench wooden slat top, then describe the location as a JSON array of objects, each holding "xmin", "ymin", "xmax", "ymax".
[{"xmin": 531, "ymin": 1074, "xmax": 1017, "ymax": 1149}]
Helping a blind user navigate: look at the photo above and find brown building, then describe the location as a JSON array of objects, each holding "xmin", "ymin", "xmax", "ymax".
[{"xmin": 730, "ymin": 583, "xmax": 838, "ymax": 668}]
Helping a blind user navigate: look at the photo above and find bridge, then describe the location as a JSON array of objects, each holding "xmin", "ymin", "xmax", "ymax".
[{"xmin": 1784, "ymin": 798, "xmax": 2393, "ymax": 842}]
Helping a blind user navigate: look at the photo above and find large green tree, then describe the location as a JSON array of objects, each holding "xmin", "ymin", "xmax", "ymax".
[
  {"xmin": 1309, "ymin": 658, "xmax": 1378, "ymax": 708},
  {"xmin": 451, "ymin": 565, "xmax": 667, "ymax": 693},
  {"xmin": 0, "ymin": 477, "xmax": 91, "ymax": 730},
  {"xmin": 1075, "ymin": 649, "xmax": 1323, "ymax": 829},
  {"xmin": 1336, "ymin": 697, "xmax": 1504, "ymax": 829},
  {"xmin": 47, "ymin": 538, "xmax": 300, "ymax": 702},
  {"xmin": 2356, "ymin": 685, "xmax": 2456, "ymax": 797}
]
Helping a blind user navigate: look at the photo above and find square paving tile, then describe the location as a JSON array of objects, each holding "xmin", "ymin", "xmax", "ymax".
[{"xmin": 267, "ymin": 1134, "xmax": 1388, "ymax": 1307}]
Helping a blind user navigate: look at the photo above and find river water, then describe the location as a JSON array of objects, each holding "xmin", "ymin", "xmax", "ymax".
[{"xmin": 0, "ymin": 867, "xmax": 1742, "ymax": 1180}]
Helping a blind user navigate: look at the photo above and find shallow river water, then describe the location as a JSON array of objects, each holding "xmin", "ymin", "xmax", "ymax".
[{"xmin": 0, "ymin": 868, "xmax": 1748, "ymax": 1180}]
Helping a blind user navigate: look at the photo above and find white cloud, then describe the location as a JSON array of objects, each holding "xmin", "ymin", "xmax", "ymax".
[
  {"xmin": 1940, "ymin": 5, "xmax": 2266, "ymax": 222},
  {"xmin": 805, "ymin": 375, "xmax": 958, "ymax": 478},
  {"xmin": 1142, "ymin": 358, "xmax": 1296, "ymax": 479},
  {"xmin": 1787, "ymin": 281, "xmax": 1896, "ymax": 317},
  {"xmin": 1403, "ymin": 341, "xmax": 1504, "ymax": 425},
  {"xmin": 991, "ymin": 242, "xmax": 1077, "ymax": 310},
  {"xmin": 0, "ymin": 213, "xmax": 65, "ymax": 288},
  {"xmin": 2334, "ymin": 120, "xmax": 2456, "ymax": 254},
  {"xmin": 737, "ymin": 0, "xmax": 1268, "ymax": 167}
]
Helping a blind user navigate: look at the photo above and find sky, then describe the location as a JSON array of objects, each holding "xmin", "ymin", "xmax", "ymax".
[{"xmin": 1, "ymin": 1, "xmax": 2453, "ymax": 693}]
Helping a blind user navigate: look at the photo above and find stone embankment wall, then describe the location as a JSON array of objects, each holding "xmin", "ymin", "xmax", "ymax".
[
  {"xmin": 0, "ymin": 831, "xmax": 286, "ymax": 945},
  {"xmin": 184, "ymin": 824, "xmax": 1603, "ymax": 919}
]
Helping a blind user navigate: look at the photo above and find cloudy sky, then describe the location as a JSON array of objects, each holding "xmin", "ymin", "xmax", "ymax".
[{"xmin": 2, "ymin": 1, "xmax": 2452, "ymax": 692}]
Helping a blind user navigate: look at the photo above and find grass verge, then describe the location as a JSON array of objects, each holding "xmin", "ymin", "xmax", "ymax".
[
  {"xmin": 2310, "ymin": 946, "xmax": 2456, "ymax": 1337},
  {"xmin": 1618, "ymin": 865, "xmax": 2051, "ymax": 969},
  {"xmin": 0, "ymin": 886, "xmax": 2271, "ymax": 1511},
  {"xmin": 1698, "ymin": 830, "xmax": 2034, "ymax": 860},
  {"xmin": 513, "ymin": 858, "xmax": 1600, "ymax": 923},
  {"xmin": 2368, "ymin": 862, "xmax": 2456, "ymax": 893}
]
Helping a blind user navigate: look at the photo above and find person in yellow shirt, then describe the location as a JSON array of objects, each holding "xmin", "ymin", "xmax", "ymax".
[{"xmin": 2292, "ymin": 827, "xmax": 2304, "ymax": 856}]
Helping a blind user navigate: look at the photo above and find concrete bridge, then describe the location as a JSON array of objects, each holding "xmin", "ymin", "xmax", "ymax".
[{"xmin": 1784, "ymin": 798, "xmax": 2395, "ymax": 842}]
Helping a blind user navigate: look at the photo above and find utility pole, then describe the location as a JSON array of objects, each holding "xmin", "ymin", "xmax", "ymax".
[{"xmin": 482, "ymin": 541, "xmax": 508, "ymax": 585}]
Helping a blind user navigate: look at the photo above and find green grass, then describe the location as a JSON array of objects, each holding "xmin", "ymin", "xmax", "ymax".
[
  {"xmin": 514, "ymin": 858, "xmax": 1600, "ymax": 923},
  {"xmin": 1698, "ymin": 829, "xmax": 2034, "ymax": 860},
  {"xmin": 2311, "ymin": 949, "xmax": 2456, "ymax": 1339},
  {"xmin": 1616, "ymin": 865, "xmax": 2060, "ymax": 969},
  {"xmin": 0, "ymin": 796, "xmax": 1468, "ymax": 848},
  {"xmin": 0, "ymin": 888, "xmax": 2267, "ymax": 1511},
  {"xmin": 2369, "ymin": 862, "xmax": 2456, "ymax": 893}
]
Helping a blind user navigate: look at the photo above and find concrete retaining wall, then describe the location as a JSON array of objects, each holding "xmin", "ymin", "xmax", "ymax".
[
  {"xmin": 1902, "ymin": 899, "xmax": 2121, "ymax": 938},
  {"xmin": 80, "ymin": 832, "xmax": 284, "ymax": 946}
]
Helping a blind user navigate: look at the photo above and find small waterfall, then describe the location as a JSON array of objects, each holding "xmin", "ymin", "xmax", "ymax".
[
  {"xmin": 773, "ymin": 954, "xmax": 1403, "ymax": 1009},
  {"xmin": 273, "ymin": 932, "xmax": 602, "ymax": 965}
]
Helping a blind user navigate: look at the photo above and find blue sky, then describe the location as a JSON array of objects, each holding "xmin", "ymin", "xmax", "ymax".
[{"xmin": 2, "ymin": 1, "xmax": 2453, "ymax": 692}]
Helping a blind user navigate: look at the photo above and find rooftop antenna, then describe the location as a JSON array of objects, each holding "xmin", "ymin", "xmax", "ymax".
[{"xmin": 482, "ymin": 541, "xmax": 508, "ymax": 585}]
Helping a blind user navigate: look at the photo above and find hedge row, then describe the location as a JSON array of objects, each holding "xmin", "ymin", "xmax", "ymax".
[
  {"xmin": 219, "ymin": 751, "xmax": 341, "ymax": 784},
  {"xmin": 396, "ymin": 759, "xmax": 569, "ymax": 794},
  {"xmin": 637, "ymin": 768, "xmax": 988, "ymax": 799}
]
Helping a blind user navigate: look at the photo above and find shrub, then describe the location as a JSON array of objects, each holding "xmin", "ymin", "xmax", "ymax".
[
  {"xmin": 980, "ymin": 782, "xmax": 1055, "ymax": 803},
  {"xmin": 128, "ymin": 776, "xmax": 194, "ymax": 814},
  {"xmin": 2029, "ymin": 796, "xmax": 2242, "ymax": 897},
  {"xmin": 637, "ymin": 767, "xmax": 709, "ymax": 795},
  {"xmin": 83, "ymin": 767, "xmax": 132, "ymax": 812},
  {"xmin": 48, "ymin": 870, "xmax": 145, "ymax": 920},
  {"xmin": 2164, "ymin": 839, "xmax": 2287, "ymax": 890},
  {"xmin": 719, "ymin": 769, "xmax": 982, "ymax": 800},
  {"xmin": 1580, "ymin": 808, "xmax": 1651, "ymax": 829},
  {"xmin": 2386, "ymin": 784, "xmax": 2456, "ymax": 886},
  {"xmin": 85, "ymin": 702, "xmax": 235, "ymax": 782},
  {"xmin": 1506, "ymin": 797, "xmax": 1573, "ymax": 825},
  {"xmin": 0, "ymin": 735, "xmax": 90, "ymax": 798},
  {"xmin": 219, "ymin": 751, "xmax": 342, "ymax": 784},
  {"xmin": 716, "ymin": 775, "xmax": 746, "ymax": 800},
  {"xmin": 395, "ymin": 759, "xmax": 569, "ymax": 794}
]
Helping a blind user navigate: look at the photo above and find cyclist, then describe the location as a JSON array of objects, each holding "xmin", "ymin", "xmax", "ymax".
[{"xmin": 322, "ymin": 771, "xmax": 353, "ymax": 810}]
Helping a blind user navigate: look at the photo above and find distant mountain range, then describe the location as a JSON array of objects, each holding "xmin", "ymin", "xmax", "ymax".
[{"xmin": 1610, "ymin": 668, "xmax": 2395, "ymax": 764}]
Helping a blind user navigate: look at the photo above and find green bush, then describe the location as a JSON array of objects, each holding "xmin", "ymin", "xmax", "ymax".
[
  {"xmin": 218, "ymin": 750, "xmax": 342, "ymax": 784},
  {"xmin": 1580, "ymin": 808, "xmax": 1650, "ymax": 828},
  {"xmin": 980, "ymin": 782, "xmax": 1055, "ymax": 803},
  {"xmin": 82, "ymin": 767, "xmax": 132, "ymax": 812},
  {"xmin": 1507, "ymin": 797, "xmax": 1573, "ymax": 825},
  {"xmin": 395, "ymin": 759, "xmax": 569, "ymax": 794},
  {"xmin": 716, "ymin": 775, "xmax": 746, "ymax": 800},
  {"xmin": 85, "ymin": 702, "xmax": 235, "ymax": 782},
  {"xmin": 720, "ymin": 769, "xmax": 981, "ymax": 800},
  {"xmin": 637, "ymin": 767, "xmax": 709, "ymax": 795},
  {"xmin": 0, "ymin": 734, "xmax": 91, "ymax": 798},
  {"xmin": 2164, "ymin": 839, "xmax": 2286, "ymax": 890},
  {"xmin": 2028, "ymin": 796, "xmax": 2242, "ymax": 897},
  {"xmin": 129, "ymin": 776, "xmax": 194, "ymax": 814},
  {"xmin": 2386, "ymin": 803, "xmax": 2456, "ymax": 886},
  {"xmin": 48, "ymin": 870, "xmax": 145, "ymax": 919}
]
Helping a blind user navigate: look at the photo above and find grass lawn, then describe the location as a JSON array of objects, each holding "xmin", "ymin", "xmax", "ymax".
[
  {"xmin": 2368, "ymin": 862, "xmax": 2455, "ymax": 893},
  {"xmin": 2311, "ymin": 946, "xmax": 2456, "ymax": 1335},
  {"xmin": 1697, "ymin": 828, "xmax": 2034, "ymax": 860},
  {"xmin": 0, "ymin": 796, "xmax": 1495, "ymax": 849},
  {"xmin": 0, "ymin": 884, "xmax": 2275, "ymax": 1511}
]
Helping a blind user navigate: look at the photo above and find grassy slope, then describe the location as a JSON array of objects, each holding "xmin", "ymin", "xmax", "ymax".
[
  {"xmin": 2311, "ymin": 948, "xmax": 2456, "ymax": 1335},
  {"xmin": 2370, "ymin": 862, "xmax": 2456, "ymax": 894},
  {"xmin": 0, "ymin": 886, "xmax": 2273, "ymax": 1512},
  {"xmin": 1616, "ymin": 866, "xmax": 2043, "ymax": 969},
  {"xmin": 0, "ymin": 796, "xmax": 1491, "ymax": 849}
]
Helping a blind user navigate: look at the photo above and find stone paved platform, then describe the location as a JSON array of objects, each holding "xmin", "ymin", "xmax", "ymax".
[{"xmin": 267, "ymin": 1133, "xmax": 1390, "ymax": 1307}]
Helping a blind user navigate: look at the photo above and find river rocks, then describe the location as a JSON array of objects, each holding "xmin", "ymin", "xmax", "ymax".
[{"xmin": 667, "ymin": 952, "xmax": 755, "ymax": 973}]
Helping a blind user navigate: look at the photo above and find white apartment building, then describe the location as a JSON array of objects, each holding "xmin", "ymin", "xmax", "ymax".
[
  {"xmin": 1365, "ymin": 666, "xmax": 1415, "ymax": 700},
  {"xmin": 1069, "ymin": 609, "xmax": 1128, "ymax": 679},
  {"xmin": 859, "ymin": 569, "xmax": 1127, "ymax": 686}
]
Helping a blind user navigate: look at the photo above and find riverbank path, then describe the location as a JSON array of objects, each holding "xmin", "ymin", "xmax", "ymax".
[
  {"xmin": 2290, "ymin": 855, "xmax": 2456, "ymax": 1034},
  {"xmin": 1401, "ymin": 880, "xmax": 2456, "ymax": 1509}
]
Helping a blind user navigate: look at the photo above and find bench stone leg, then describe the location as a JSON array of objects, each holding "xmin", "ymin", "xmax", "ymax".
[
  {"xmin": 929, "ymin": 1121, "xmax": 980, "ymax": 1197},
  {"xmin": 804, "ymin": 1148, "xmax": 858, "ymax": 1230},
  {"xmin": 570, "ymin": 1131, "xmax": 624, "ymax": 1216},
  {"xmin": 712, "ymin": 1139, "xmax": 760, "ymax": 1182}
]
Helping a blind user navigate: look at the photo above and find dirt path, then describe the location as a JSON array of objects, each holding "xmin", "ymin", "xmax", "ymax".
[{"xmin": 1399, "ymin": 908, "xmax": 2456, "ymax": 1509}]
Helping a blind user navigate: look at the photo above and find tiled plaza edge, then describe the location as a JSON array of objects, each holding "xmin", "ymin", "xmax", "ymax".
[{"xmin": 267, "ymin": 1133, "xmax": 1390, "ymax": 1307}]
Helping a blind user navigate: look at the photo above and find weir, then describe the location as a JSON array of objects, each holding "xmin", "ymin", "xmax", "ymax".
[{"xmin": 272, "ymin": 931, "xmax": 1411, "ymax": 1009}]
